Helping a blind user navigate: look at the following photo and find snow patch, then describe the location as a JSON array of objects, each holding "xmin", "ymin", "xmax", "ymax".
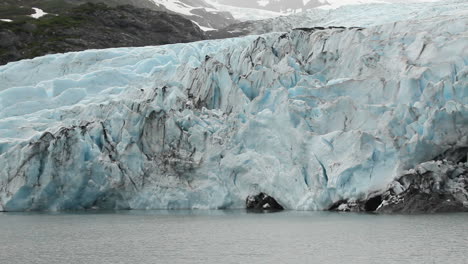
[
  {"xmin": 192, "ymin": 20, "xmax": 216, "ymax": 31},
  {"xmin": 205, "ymin": 0, "xmax": 288, "ymax": 21},
  {"xmin": 30, "ymin": 7, "xmax": 48, "ymax": 19},
  {"xmin": 257, "ymin": 0, "xmax": 270, "ymax": 7},
  {"xmin": 150, "ymin": 0, "xmax": 197, "ymax": 16}
]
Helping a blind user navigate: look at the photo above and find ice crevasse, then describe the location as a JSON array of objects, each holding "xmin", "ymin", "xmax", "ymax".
[{"xmin": 0, "ymin": 11, "xmax": 467, "ymax": 211}]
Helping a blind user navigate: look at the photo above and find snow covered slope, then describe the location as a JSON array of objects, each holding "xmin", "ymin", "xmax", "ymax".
[
  {"xmin": 151, "ymin": 0, "xmax": 212, "ymax": 16},
  {"xmin": 205, "ymin": 0, "xmax": 287, "ymax": 21},
  {"xmin": 318, "ymin": 0, "xmax": 443, "ymax": 9},
  {"xmin": 149, "ymin": 0, "xmax": 237, "ymax": 29},
  {"xmin": 210, "ymin": 0, "xmax": 466, "ymax": 38},
  {"xmin": 211, "ymin": 0, "xmax": 442, "ymax": 13},
  {"xmin": 0, "ymin": 2, "xmax": 466, "ymax": 211},
  {"xmin": 190, "ymin": 0, "xmax": 443, "ymax": 21}
]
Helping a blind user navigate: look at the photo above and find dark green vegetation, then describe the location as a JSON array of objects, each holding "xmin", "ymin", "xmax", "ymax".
[
  {"xmin": 0, "ymin": 1, "xmax": 206, "ymax": 65},
  {"xmin": 0, "ymin": 0, "xmax": 163, "ymax": 19}
]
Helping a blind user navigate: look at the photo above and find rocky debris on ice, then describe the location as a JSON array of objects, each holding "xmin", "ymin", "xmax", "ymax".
[{"xmin": 331, "ymin": 149, "xmax": 468, "ymax": 213}]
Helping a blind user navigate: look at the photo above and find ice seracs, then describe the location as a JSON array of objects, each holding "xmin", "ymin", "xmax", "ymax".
[{"xmin": 0, "ymin": 1, "xmax": 466, "ymax": 212}]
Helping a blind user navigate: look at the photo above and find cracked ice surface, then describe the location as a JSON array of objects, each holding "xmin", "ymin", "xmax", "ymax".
[
  {"xmin": 226, "ymin": 0, "xmax": 468, "ymax": 36},
  {"xmin": 0, "ymin": 9, "xmax": 467, "ymax": 211}
]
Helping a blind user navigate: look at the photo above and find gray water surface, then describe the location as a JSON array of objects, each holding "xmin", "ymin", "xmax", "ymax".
[{"xmin": 0, "ymin": 210, "xmax": 467, "ymax": 264}]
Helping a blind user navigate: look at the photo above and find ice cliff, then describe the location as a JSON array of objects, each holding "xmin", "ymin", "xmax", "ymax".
[{"xmin": 0, "ymin": 3, "xmax": 467, "ymax": 211}]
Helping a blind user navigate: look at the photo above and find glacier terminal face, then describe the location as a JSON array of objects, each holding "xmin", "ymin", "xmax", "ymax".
[{"xmin": 0, "ymin": 8, "xmax": 467, "ymax": 211}]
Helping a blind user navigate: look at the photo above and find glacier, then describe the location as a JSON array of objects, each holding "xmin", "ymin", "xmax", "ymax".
[
  {"xmin": 212, "ymin": 0, "xmax": 468, "ymax": 37},
  {"xmin": 0, "ymin": 3, "xmax": 467, "ymax": 211}
]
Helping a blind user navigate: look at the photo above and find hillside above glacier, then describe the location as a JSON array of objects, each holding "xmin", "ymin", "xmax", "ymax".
[
  {"xmin": 0, "ymin": 1, "xmax": 466, "ymax": 212},
  {"xmin": 0, "ymin": 3, "xmax": 206, "ymax": 66}
]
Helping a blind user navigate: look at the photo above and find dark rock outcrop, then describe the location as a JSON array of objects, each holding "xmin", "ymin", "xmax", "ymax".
[
  {"xmin": 0, "ymin": 3, "xmax": 206, "ymax": 65},
  {"xmin": 330, "ymin": 150, "xmax": 468, "ymax": 213},
  {"xmin": 246, "ymin": 193, "xmax": 284, "ymax": 211}
]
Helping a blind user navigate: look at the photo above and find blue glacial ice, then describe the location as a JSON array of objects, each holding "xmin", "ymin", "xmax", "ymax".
[{"xmin": 0, "ymin": 4, "xmax": 467, "ymax": 211}]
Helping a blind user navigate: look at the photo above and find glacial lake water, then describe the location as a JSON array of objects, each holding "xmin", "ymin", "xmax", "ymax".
[{"xmin": 0, "ymin": 210, "xmax": 467, "ymax": 264}]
